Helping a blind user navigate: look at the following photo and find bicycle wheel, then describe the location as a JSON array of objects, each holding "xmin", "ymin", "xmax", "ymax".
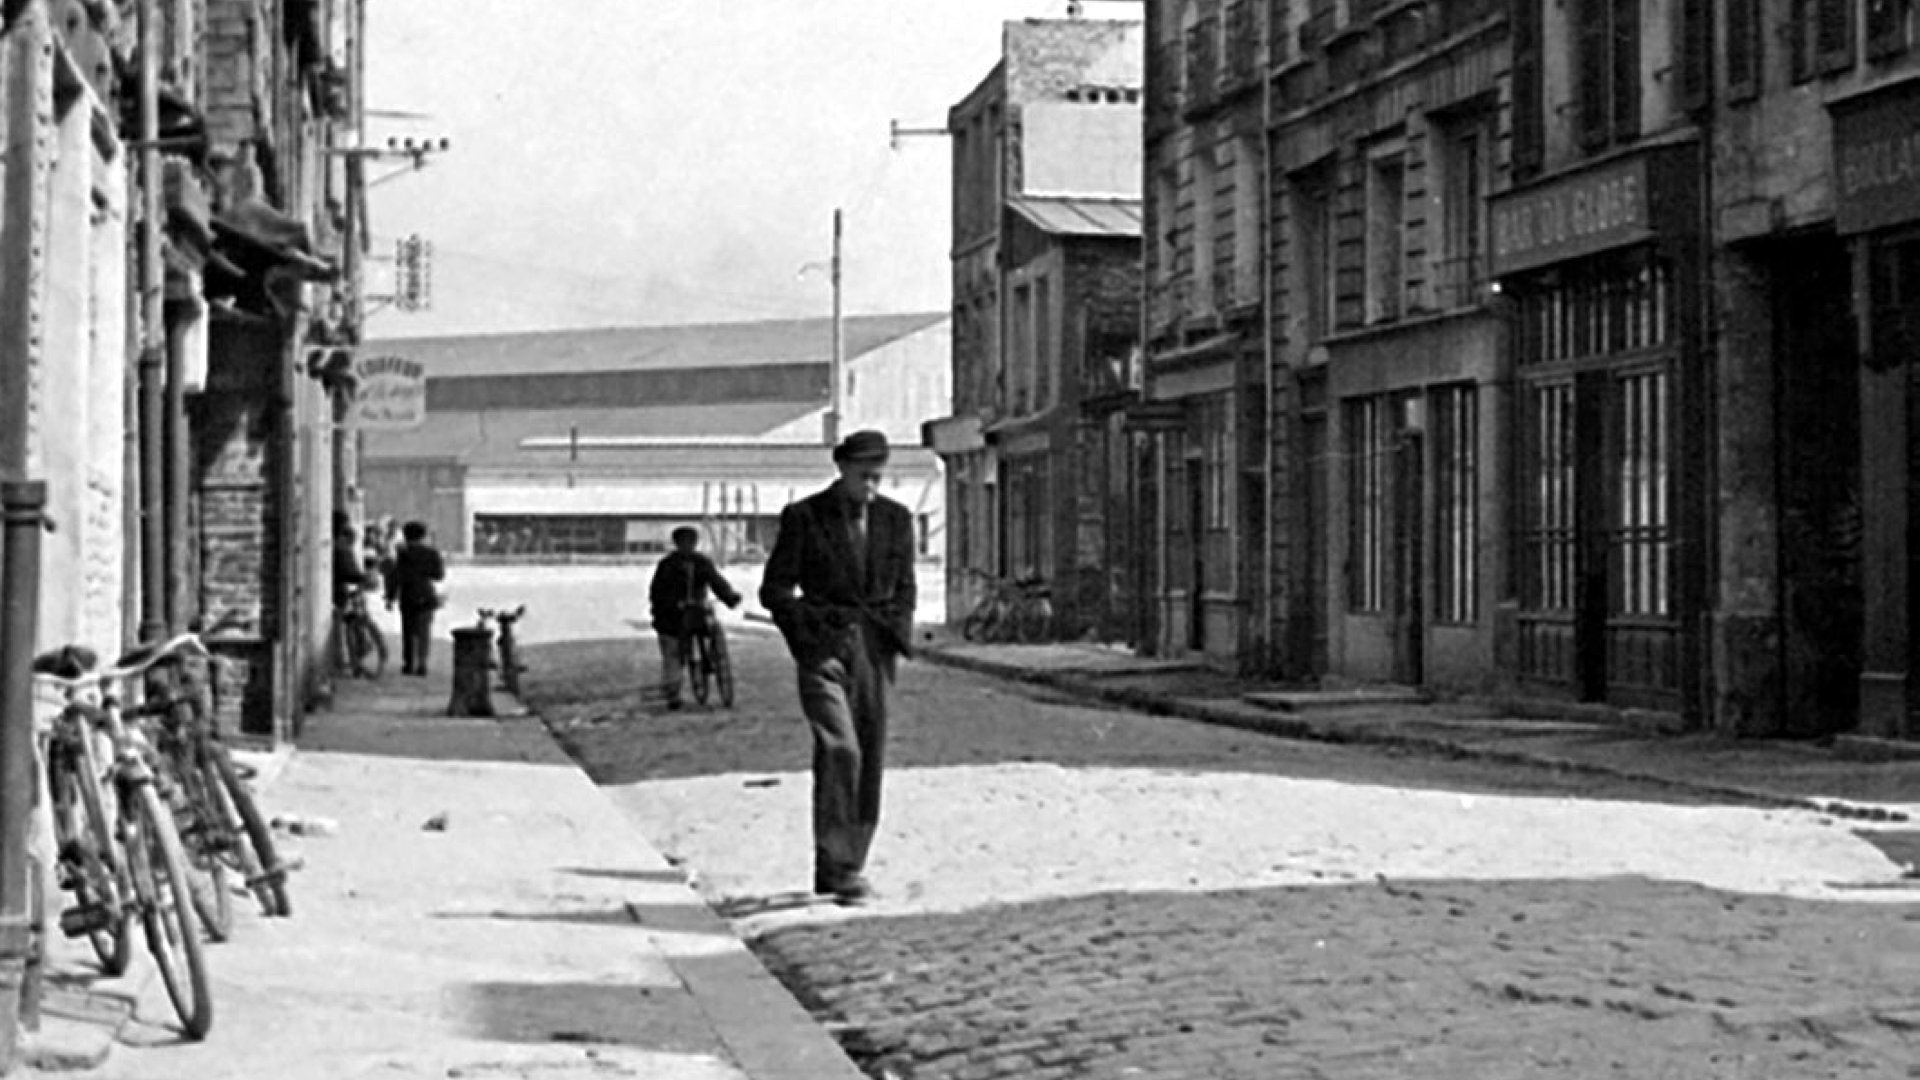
[
  {"xmin": 127, "ymin": 784, "xmax": 212, "ymax": 1040},
  {"xmin": 688, "ymin": 632, "xmax": 712, "ymax": 706},
  {"xmin": 350, "ymin": 618, "xmax": 387, "ymax": 679},
  {"xmin": 209, "ymin": 744, "xmax": 290, "ymax": 918},
  {"xmin": 50, "ymin": 738, "xmax": 132, "ymax": 976},
  {"xmin": 172, "ymin": 753, "xmax": 233, "ymax": 944},
  {"xmin": 711, "ymin": 626, "xmax": 735, "ymax": 708}
]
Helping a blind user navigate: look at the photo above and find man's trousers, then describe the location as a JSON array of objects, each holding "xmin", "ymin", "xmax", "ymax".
[{"xmin": 796, "ymin": 625, "xmax": 892, "ymax": 884}]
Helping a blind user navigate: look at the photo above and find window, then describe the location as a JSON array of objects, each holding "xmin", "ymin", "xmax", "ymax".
[
  {"xmin": 1011, "ymin": 283, "xmax": 1033, "ymax": 414},
  {"xmin": 1194, "ymin": 144, "xmax": 1218, "ymax": 312},
  {"xmin": 1521, "ymin": 382, "xmax": 1576, "ymax": 615},
  {"xmin": 1436, "ymin": 113, "xmax": 1489, "ymax": 309},
  {"xmin": 1292, "ymin": 165, "xmax": 1335, "ymax": 340},
  {"xmin": 1611, "ymin": 369, "xmax": 1670, "ymax": 618},
  {"xmin": 1868, "ymin": 0, "xmax": 1913, "ymax": 60},
  {"xmin": 1233, "ymin": 136, "xmax": 1262, "ymax": 307},
  {"xmin": 1792, "ymin": 0, "xmax": 1856, "ymax": 80},
  {"xmin": 1574, "ymin": 0, "xmax": 1640, "ymax": 151},
  {"xmin": 1346, "ymin": 395, "xmax": 1388, "ymax": 612},
  {"xmin": 1513, "ymin": 252, "xmax": 1674, "ymax": 367},
  {"xmin": 1432, "ymin": 385, "xmax": 1479, "ymax": 623},
  {"xmin": 1035, "ymin": 275, "xmax": 1054, "ymax": 409},
  {"xmin": 1714, "ymin": 0, "xmax": 1762, "ymax": 100},
  {"xmin": 1512, "ymin": 0, "xmax": 1544, "ymax": 176},
  {"xmin": 1366, "ymin": 151, "xmax": 1405, "ymax": 323}
]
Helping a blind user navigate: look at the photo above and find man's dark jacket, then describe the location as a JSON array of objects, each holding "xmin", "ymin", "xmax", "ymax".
[
  {"xmin": 760, "ymin": 488, "xmax": 917, "ymax": 665},
  {"xmin": 649, "ymin": 551, "xmax": 742, "ymax": 636},
  {"xmin": 389, "ymin": 543, "xmax": 446, "ymax": 613}
]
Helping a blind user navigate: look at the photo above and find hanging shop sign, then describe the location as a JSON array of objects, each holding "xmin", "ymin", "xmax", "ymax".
[
  {"xmin": 1490, "ymin": 155, "xmax": 1653, "ymax": 277},
  {"xmin": 354, "ymin": 354, "xmax": 427, "ymax": 430},
  {"xmin": 1832, "ymin": 77, "xmax": 1920, "ymax": 236}
]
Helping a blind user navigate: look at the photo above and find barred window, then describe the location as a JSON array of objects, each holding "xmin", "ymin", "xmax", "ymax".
[
  {"xmin": 1611, "ymin": 369, "xmax": 1670, "ymax": 617},
  {"xmin": 1346, "ymin": 396, "xmax": 1388, "ymax": 612},
  {"xmin": 1432, "ymin": 384, "xmax": 1479, "ymax": 623},
  {"xmin": 1522, "ymin": 382, "xmax": 1577, "ymax": 614}
]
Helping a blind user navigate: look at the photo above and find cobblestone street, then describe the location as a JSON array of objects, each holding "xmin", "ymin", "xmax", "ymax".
[{"xmin": 524, "ymin": 633, "xmax": 1920, "ymax": 1079}]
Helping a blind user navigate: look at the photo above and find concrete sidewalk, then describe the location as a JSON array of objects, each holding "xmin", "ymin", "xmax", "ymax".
[
  {"xmin": 25, "ymin": 669, "xmax": 863, "ymax": 1080},
  {"xmin": 923, "ymin": 641, "xmax": 1920, "ymax": 821}
]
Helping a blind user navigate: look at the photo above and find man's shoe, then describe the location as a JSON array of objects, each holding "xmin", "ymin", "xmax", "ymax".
[{"xmin": 831, "ymin": 875, "xmax": 875, "ymax": 906}]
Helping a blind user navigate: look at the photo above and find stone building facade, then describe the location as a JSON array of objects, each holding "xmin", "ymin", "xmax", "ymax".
[
  {"xmin": 1139, "ymin": 0, "xmax": 1270, "ymax": 667},
  {"xmin": 925, "ymin": 16, "xmax": 1145, "ymax": 635}
]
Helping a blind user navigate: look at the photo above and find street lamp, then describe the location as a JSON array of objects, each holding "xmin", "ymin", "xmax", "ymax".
[{"xmin": 797, "ymin": 211, "xmax": 846, "ymax": 447}]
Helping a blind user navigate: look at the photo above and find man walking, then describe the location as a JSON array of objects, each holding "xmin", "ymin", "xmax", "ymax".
[
  {"xmin": 760, "ymin": 430, "xmax": 917, "ymax": 905},
  {"xmin": 389, "ymin": 521, "xmax": 446, "ymax": 676},
  {"xmin": 648, "ymin": 525, "xmax": 742, "ymax": 710}
]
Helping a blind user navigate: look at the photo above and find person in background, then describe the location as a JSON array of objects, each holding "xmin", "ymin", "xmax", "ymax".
[
  {"xmin": 648, "ymin": 526, "xmax": 742, "ymax": 710},
  {"xmin": 389, "ymin": 521, "xmax": 446, "ymax": 676},
  {"xmin": 759, "ymin": 430, "xmax": 917, "ymax": 906}
]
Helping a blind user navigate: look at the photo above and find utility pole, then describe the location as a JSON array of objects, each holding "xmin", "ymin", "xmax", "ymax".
[{"xmin": 827, "ymin": 208, "xmax": 844, "ymax": 448}]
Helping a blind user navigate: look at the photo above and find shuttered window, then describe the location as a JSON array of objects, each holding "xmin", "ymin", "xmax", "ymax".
[
  {"xmin": 1575, "ymin": 0, "xmax": 1640, "ymax": 152},
  {"xmin": 1793, "ymin": 0, "xmax": 1857, "ymax": 80},
  {"xmin": 1868, "ymin": 0, "xmax": 1913, "ymax": 60},
  {"xmin": 1677, "ymin": 0, "xmax": 1711, "ymax": 112},
  {"xmin": 1511, "ymin": 0, "xmax": 1544, "ymax": 177},
  {"xmin": 1726, "ymin": 0, "xmax": 1762, "ymax": 100}
]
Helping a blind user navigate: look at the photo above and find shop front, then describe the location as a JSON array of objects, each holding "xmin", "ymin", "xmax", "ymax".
[
  {"xmin": 1488, "ymin": 141, "xmax": 1708, "ymax": 718},
  {"xmin": 1831, "ymin": 77, "xmax": 1920, "ymax": 740}
]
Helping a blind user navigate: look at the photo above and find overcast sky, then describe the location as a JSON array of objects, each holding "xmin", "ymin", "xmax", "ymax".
[{"xmin": 362, "ymin": 1, "xmax": 1143, "ymax": 340}]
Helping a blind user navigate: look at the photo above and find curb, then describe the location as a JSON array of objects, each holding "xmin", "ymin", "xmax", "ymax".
[{"xmin": 920, "ymin": 648, "xmax": 1910, "ymax": 819}]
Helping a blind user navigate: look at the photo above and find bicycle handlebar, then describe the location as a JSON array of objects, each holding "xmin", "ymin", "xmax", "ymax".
[{"xmin": 32, "ymin": 633, "xmax": 213, "ymax": 692}]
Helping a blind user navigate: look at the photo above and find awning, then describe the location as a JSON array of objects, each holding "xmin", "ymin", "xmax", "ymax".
[
  {"xmin": 1007, "ymin": 196, "xmax": 1143, "ymax": 239},
  {"xmin": 204, "ymin": 196, "xmax": 338, "ymax": 321}
]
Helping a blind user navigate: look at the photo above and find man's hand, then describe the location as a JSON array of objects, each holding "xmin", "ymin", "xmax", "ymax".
[{"xmin": 727, "ymin": 596, "xmax": 742, "ymax": 610}]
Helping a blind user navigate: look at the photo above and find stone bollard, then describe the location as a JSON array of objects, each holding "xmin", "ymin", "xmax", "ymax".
[{"xmin": 447, "ymin": 626, "xmax": 497, "ymax": 718}]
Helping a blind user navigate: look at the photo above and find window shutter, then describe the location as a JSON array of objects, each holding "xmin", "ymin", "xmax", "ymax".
[
  {"xmin": 1511, "ymin": 0, "xmax": 1544, "ymax": 176},
  {"xmin": 1867, "ymin": 0, "xmax": 1911, "ymax": 60},
  {"xmin": 1609, "ymin": 0, "xmax": 1641, "ymax": 140},
  {"xmin": 1574, "ymin": 0, "xmax": 1610, "ymax": 150},
  {"xmin": 1726, "ymin": 0, "xmax": 1762, "ymax": 99},
  {"xmin": 1817, "ymin": 0, "xmax": 1855, "ymax": 75},
  {"xmin": 1677, "ymin": 0, "xmax": 1710, "ymax": 112},
  {"xmin": 1790, "ymin": 0, "xmax": 1815, "ymax": 82}
]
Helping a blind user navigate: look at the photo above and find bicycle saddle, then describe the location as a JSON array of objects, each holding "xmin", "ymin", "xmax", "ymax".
[{"xmin": 32, "ymin": 645, "xmax": 98, "ymax": 679}]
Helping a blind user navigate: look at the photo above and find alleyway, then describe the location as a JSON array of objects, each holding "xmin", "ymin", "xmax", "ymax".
[{"xmin": 526, "ymin": 632, "xmax": 1920, "ymax": 1080}]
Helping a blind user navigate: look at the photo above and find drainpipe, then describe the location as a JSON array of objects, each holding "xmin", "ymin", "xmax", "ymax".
[
  {"xmin": 0, "ymin": 482, "xmax": 48, "ymax": 1068},
  {"xmin": 136, "ymin": 0, "xmax": 166, "ymax": 643},
  {"xmin": 1260, "ymin": 22, "xmax": 1277, "ymax": 676}
]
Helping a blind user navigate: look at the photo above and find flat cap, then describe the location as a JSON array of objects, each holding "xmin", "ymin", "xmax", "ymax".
[{"xmin": 833, "ymin": 429, "xmax": 891, "ymax": 464}]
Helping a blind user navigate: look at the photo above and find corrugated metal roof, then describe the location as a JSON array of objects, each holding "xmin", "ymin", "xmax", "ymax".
[
  {"xmin": 363, "ymin": 403, "xmax": 820, "ymax": 464},
  {"xmin": 362, "ymin": 312, "xmax": 947, "ymax": 380},
  {"xmin": 1008, "ymin": 196, "xmax": 1142, "ymax": 239}
]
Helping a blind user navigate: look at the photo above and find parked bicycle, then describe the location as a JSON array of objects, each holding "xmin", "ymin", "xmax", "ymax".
[
  {"xmin": 33, "ymin": 636, "xmax": 217, "ymax": 1040},
  {"xmin": 961, "ymin": 570, "xmax": 1053, "ymax": 644},
  {"xmin": 679, "ymin": 599, "xmax": 734, "ymax": 708},
  {"xmin": 338, "ymin": 584, "xmax": 387, "ymax": 679},
  {"xmin": 478, "ymin": 605, "xmax": 527, "ymax": 697},
  {"xmin": 135, "ymin": 633, "xmax": 293, "ymax": 926}
]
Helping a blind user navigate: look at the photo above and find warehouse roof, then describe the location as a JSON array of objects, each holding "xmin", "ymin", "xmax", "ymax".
[{"xmin": 363, "ymin": 311, "xmax": 948, "ymax": 379}]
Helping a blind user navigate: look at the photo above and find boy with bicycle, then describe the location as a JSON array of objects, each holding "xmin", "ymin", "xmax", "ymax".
[{"xmin": 648, "ymin": 526, "xmax": 742, "ymax": 710}]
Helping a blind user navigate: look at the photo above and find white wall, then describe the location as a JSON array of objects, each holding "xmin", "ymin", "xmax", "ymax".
[{"xmin": 1023, "ymin": 102, "xmax": 1144, "ymax": 198}]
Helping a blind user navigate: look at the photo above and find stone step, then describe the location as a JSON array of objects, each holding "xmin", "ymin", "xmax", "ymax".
[{"xmin": 1242, "ymin": 686, "xmax": 1431, "ymax": 713}]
